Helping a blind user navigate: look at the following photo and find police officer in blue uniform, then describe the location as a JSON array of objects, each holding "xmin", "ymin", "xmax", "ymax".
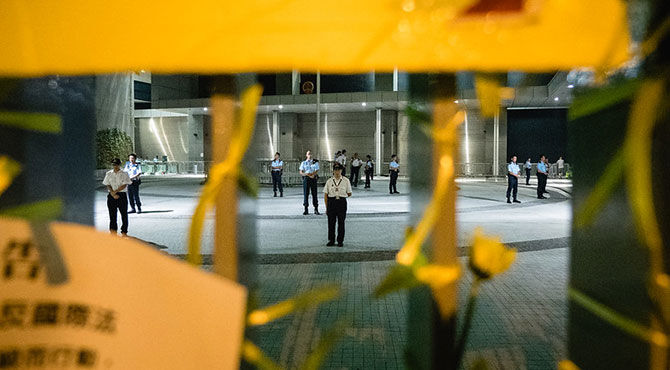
[
  {"xmin": 506, "ymin": 155, "xmax": 521, "ymax": 204},
  {"xmin": 536, "ymin": 155, "xmax": 549, "ymax": 199},
  {"xmin": 299, "ymin": 150, "xmax": 320, "ymax": 215},
  {"xmin": 124, "ymin": 153, "xmax": 143, "ymax": 213},
  {"xmin": 389, "ymin": 154, "xmax": 400, "ymax": 194},
  {"xmin": 271, "ymin": 152, "xmax": 284, "ymax": 197}
]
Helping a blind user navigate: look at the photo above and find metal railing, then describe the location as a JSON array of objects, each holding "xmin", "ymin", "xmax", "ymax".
[
  {"xmin": 254, "ymin": 159, "xmax": 334, "ymax": 186},
  {"xmin": 139, "ymin": 161, "xmax": 211, "ymax": 175},
  {"xmin": 98, "ymin": 160, "xmax": 571, "ymax": 181}
]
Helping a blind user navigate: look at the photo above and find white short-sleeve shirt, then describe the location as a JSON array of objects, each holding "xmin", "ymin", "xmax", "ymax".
[
  {"xmin": 102, "ymin": 170, "xmax": 132, "ymax": 193},
  {"xmin": 324, "ymin": 176, "xmax": 352, "ymax": 198}
]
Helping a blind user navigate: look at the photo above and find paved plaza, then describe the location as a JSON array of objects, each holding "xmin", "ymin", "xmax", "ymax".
[{"xmin": 94, "ymin": 175, "xmax": 572, "ymax": 369}]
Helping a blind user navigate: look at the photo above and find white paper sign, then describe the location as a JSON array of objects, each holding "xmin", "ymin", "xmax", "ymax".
[{"xmin": 0, "ymin": 218, "xmax": 247, "ymax": 369}]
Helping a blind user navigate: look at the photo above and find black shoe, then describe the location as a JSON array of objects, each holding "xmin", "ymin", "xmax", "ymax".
[
  {"xmin": 303, "ymin": 209, "xmax": 309, "ymax": 215},
  {"xmin": 337, "ymin": 243, "xmax": 343, "ymax": 247},
  {"xmin": 394, "ymin": 191, "xmax": 400, "ymax": 194},
  {"xmin": 507, "ymin": 198, "xmax": 511, "ymax": 203},
  {"xmin": 274, "ymin": 192, "xmax": 277, "ymax": 197},
  {"xmin": 513, "ymin": 199, "xmax": 521, "ymax": 203},
  {"xmin": 137, "ymin": 208, "xmax": 142, "ymax": 214},
  {"xmin": 280, "ymin": 193, "xmax": 283, "ymax": 197},
  {"xmin": 390, "ymin": 191, "xmax": 393, "ymax": 194},
  {"xmin": 314, "ymin": 208, "xmax": 321, "ymax": 215},
  {"xmin": 128, "ymin": 209, "xmax": 136, "ymax": 214},
  {"xmin": 327, "ymin": 241, "xmax": 335, "ymax": 246},
  {"xmin": 538, "ymin": 196, "xmax": 546, "ymax": 199}
]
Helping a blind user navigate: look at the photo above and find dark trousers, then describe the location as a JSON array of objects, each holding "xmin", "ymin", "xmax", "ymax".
[
  {"xmin": 389, "ymin": 171, "xmax": 398, "ymax": 193},
  {"xmin": 342, "ymin": 166, "xmax": 346, "ymax": 177},
  {"xmin": 537, "ymin": 173, "xmax": 548, "ymax": 196},
  {"xmin": 506, "ymin": 175, "xmax": 518, "ymax": 199},
  {"xmin": 327, "ymin": 198, "xmax": 347, "ymax": 243},
  {"xmin": 364, "ymin": 170, "xmax": 371, "ymax": 188},
  {"xmin": 107, "ymin": 193, "xmax": 128, "ymax": 233},
  {"xmin": 272, "ymin": 171, "xmax": 283, "ymax": 193},
  {"xmin": 525, "ymin": 168, "xmax": 531, "ymax": 185},
  {"xmin": 127, "ymin": 180, "xmax": 141, "ymax": 210},
  {"xmin": 351, "ymin": 166, "xmax": 361, "ymax": 186},
  {"xmin": 302, "ymin": 176, "xmax": 318, "ymax": 207}
]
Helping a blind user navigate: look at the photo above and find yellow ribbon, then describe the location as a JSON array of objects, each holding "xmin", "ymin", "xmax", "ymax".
[
  {"xmin": 186, "ymin": 84, "xmax": 262, "ymax": 266},
  {"xmin": 0, "ymin": 111, "xmax": 62, "ymax": 133},
  {"xmin": 0, "ymin": 155, "xmax": 21, "ymax": 196}
]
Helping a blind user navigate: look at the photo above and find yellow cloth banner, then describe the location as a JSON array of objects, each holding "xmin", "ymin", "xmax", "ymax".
[
  {"xmin": 0, "ymin": 218, "xmax": 247, "ymax": 369},
  {"xmin": 0, "ymin": 0, "xmax": 629, "ymax": 75}
]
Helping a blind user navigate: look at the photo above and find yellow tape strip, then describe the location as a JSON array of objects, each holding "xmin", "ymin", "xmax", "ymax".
[
  {"xmin": 573, "ymin": 148, "xmax": 625, "ymax": 228},
  {"xmin": 0, "ymin": 111, "xmax": 62, "ymax": 133},
  {"xmin": 186, "ymin": 84, "xmax": 262, "ymax": 266},
  {"xmin": 0, "ymin": 156, "xmax": 22, "ymax": 196},
  {"xmin": 247, "ymin": 284, "xmax": 340, "ymax": 326},
  {"xmin": 569, "ymin": 287, "xmax": 668, "ymax": 348},
  {"xmin": 624, "ymin": 79, "xmax": 665, "ymax": 273},
  {"xmin": 241, "ymin": 340, "xmax": 283, "ymax": 370},
  {"xmin": 395, "ymin": 111, "xmax": 463, "ymax": 266},
  {"xmin": 0, "ymin": 197, "xmax": 63, "ymax": 220}
]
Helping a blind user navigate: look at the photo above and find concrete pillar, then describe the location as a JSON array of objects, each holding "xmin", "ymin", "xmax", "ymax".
[
  {"xmin": 375, "ymin": 108, "xmax": 382, "ymax": 176},
  {"xmin": 493, "ymin": 111, "xmax": 500, "ymax": 177},
  {"xmin": 95, "ymin": 73, "xmax": 134, "ymax": 144},
  {"xmin": 291, "ymin": 70, "xmax": 300, "ymax": 95},
  {"xmin": 316, "ymin": 72, "xmax": 321, "ymax": 160},
  {"xmin": 272, "ymin": 110, "xmax": 279, "ymax": 155}
]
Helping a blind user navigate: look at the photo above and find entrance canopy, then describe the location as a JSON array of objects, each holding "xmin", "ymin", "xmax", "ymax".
[{"xmin": 0, "ymin": 0, "xmax": 629, "ymax": 76}]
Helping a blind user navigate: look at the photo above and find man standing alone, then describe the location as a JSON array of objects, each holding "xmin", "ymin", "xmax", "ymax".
[
  {"xmin": 389, "ymin": 154, "xmax": 400, "ymax": 194},
  {"xmin": 557, "ymin": 156, "xmax": 565, "ymax": 178},
  {"xmin": 271, "ymin": 152, "xmax": 284, "ymax": 197},
  {"xmin": 103, "ymin": 158, "xmax": 132, "ymax": 236},
  {"xmin": 506, "ymin": 155, "xmax": 521, "ymax": 204},
  {"xmin": 350, "ymin": 153, "xmax": 362, "ymax": 187},
  {"xmin": 524, "ymin": 158, "xmax": 532, "ymax": 185},
  {"xmin": 536, "ymin": 155, "xmax": 549, "ymax": 199},
  {"xmin": 299, "ymin": 150, "xmax": 320, "ymax": 215},
  {"xmin": 324, "ymin": 163, "xmax": 352, "ymax": 247},
  {"xmin": 124, "ymin": 153, "xmax": 142, "ymax": 214}
]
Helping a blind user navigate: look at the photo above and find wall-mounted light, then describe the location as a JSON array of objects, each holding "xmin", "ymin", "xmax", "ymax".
[
  {"xmin": 454, "ymin": 100, "xmax": 459, "ymax": 104},
  {"xmin": 567, "ymin": 84, "xmax": 574, "ymax": 89},
  {"xmin": 554, "ymin": 97, "xmax": 559, "ymax": 101},
  {"xmin": 278, "ymin": 105, "xmax": 283, "ymax": 109},
  {"xmin": 361, "ymin": 102, "xmax": 367, "ymax": 107},
  {"xmin": 203, "ymin": 107, "xmax": 208, "ymax": 111}
]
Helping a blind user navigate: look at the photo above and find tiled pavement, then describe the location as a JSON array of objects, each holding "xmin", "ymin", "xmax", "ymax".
[
  {"xmin": 95, "ymin": 176, "xmax": 572, "ymax": 369},
  {"xmin": 253, "ymin": 248, "xmax": 568, "ymax": 370}
]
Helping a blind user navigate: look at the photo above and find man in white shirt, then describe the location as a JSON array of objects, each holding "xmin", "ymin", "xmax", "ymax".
[
  {"xmin": 349, "ymin": 153, "xmax": 363, "ymax": 187},
  {"xmin": 102, "ymin": 158, "xmax": 133, "ymax": 236},
  {"xmin": 336, "ymin": 149, "xmax": 347, "ymax": 177},
  {"xmin": 324, "ymin": 163, "xmax": 352, "ymax": 247},
  {"xmin": 556, "ymin": 156, "xmax": 565, "ymax": 178}
]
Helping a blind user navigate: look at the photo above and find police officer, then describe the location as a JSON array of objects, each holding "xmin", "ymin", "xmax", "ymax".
[
  {"xmin": 299, "ymin": 150, "xmax": 320, "ymax": 215},
  {"xmin": 536, "ymin": 155, "xmax": 549, "ymax": 199},
  {"xmin": 350, "ymin": 153, "xmax": 363, "ymax": 187},
  {"xmin": 389, "ymin": 154, "xmax": 400, "ymax": 194},
  {"xmin": 271, "ymin": 152, "xmax": 284, "ymax": 197},
  {"xmin": 124, "ymin": 153, "xmax": 142, "ymax": 214},
  {"xmin": 506, "ymin": 155, "xmax": 521, "ymax": 204},
  {"xmin": 103, "ymin": 158, "xmax": 132, "ymax": 236},
  {"xmin": 364, "ymin": 155, "xmax": 373, "ymax": 189},
  {"xmin": 324, "ymin": 163, "xmax": 352, "ymax": 247},
  {"xmin": 524, "ymin": 158, "xmax": 532, "ymax": 185}
]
